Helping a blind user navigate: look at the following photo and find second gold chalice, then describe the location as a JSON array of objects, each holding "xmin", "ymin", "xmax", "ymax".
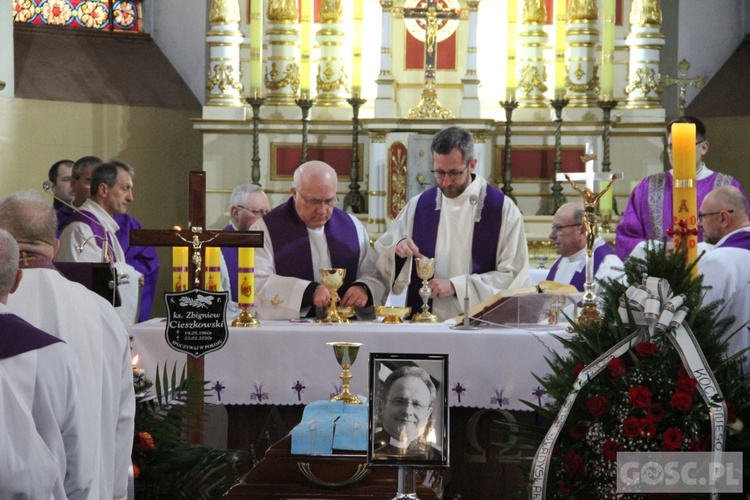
[
  {"xmin": 411, "ymin": 257, "xmax": 438, "ymax": 323},
  {"xmin": 327, "ymin": 341, "xmax": 363, "ymax": 404},
  {"xmin": 318, "ymin": 268, "xmax": 349, "ymax": 324}
]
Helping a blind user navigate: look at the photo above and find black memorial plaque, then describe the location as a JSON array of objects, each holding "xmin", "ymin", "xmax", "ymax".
[{"xmin": 164, "ymin": 289, "xmax": 229, "ymax": 358}]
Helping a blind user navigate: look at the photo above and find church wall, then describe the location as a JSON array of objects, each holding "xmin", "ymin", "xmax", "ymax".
[
  {"xmin": 0, "ymin": 98, "xmax": 202, "ymax": 317},
  {"xmin": 702, "ymin": 117, "xmax": 750, "ymax": 194}
]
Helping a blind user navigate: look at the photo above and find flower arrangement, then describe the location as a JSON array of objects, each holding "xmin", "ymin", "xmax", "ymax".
[{"xmin": 519, "ymin": 245, "xmax": 750, "ymax": 498}]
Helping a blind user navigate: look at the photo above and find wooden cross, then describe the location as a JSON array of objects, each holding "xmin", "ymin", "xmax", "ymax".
[
  {"xmin": 661, "ymin": 59, "xmax": 704, "ymax": 117},
  {"xmin": 130, "ymin": 171, "xmax": 263, "ymax": 444}
]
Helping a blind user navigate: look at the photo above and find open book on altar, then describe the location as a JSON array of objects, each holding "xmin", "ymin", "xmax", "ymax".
[{"xmin": 456, "ymin": 281, "xmax": 581, "ymax": 326}]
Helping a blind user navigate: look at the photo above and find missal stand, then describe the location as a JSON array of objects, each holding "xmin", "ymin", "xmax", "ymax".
[{"xmin": 55, "ymin": 262, "xmax": 122, "ymax": 307}]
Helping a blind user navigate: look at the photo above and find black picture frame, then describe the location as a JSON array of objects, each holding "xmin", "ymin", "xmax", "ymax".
[{"xmin": 367, "ymin": 353, "xmax": 449, "ymax": 467}]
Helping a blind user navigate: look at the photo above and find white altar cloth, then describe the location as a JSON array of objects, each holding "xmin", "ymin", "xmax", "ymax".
[{"xmin": 130, "ymin": 319, "xmax": 569, "ymax": 411}]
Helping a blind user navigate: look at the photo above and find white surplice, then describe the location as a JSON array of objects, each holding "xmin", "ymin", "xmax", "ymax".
[
  {"xmin": 54, "ymin": 199, "xmax": 142, "ymax": 326},
  {"xmin": 546, "ymin": 237, "xmax": 625, "ymax": 294},
  {"xmin": 251, "ymin": 213, "xmax": 386, "ymax": 320},
  {"xmin": 7, "ymin": 268, "xmax": 136, "ymax": 500},
  {"xmin": 375, "ymin": 175, "xmax": 531, "ymax": 321}
]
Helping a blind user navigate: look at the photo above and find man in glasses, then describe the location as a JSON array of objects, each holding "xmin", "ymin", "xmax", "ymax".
[
  {"xmin": 697, "ymin": 185, "xmax": 750, "ymax": 372},
  {"xmin": 616, "ymin": 116, "xmax": 748, "ymax": 260},
  {"xmin": 375, "ymin": 126, "xmax": 530, "ymax": 321},
  {"xmin": 546, "ymin": 203, "xmax": 623, "ymax": 293},
  {"xmin": 252, "ymin": 161, "xmax": 385, "ymax": 320},
  {"xmin": 221, "ymin": 184, "xmax": 271, "ymax": 303}
]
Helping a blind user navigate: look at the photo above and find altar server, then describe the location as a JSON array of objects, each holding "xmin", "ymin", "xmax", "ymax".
[
  {"xmin": 375, "ymin": 126, "xmax": 530, "ymax": 321},
  {"xmin": 0, "ymin": 192, "xmax": 136, "ymax": 500},
  {"xmin": 697, "ymin": 185, "xmax": 750, "ymax": 372},
  {"xmin": 0, "ymin": 228, "xmax": 93, "ymax": 499},
  {"xmin": 252, "ymin": 161, "xmax": 385, "ymax": 319},
  {"xmin": 546, "ymin": 202, "xmax": 623, "ymax": 292}
]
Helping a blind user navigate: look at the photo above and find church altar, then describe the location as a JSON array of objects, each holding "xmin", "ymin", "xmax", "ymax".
[{"xmin": 130, "ymin": 318, "xmax": 569, "ymax": 411}]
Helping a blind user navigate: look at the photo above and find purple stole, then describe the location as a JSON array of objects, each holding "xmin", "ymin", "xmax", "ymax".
[
  {"xmin": 547, "ymin": 243, "xmax": 615, "ymax": 292},
  {"xmin": 56, "ymin": 204, "xmax": 74, "ymax": 238},
  {"xmin": 115, "ymin": 214, "xmax": 160, "ymax": 322},
  {"xmin": 59, "ymin": 210, "xmax": 116, "ymax": 262},
  {"xmin": 407, "ymin": 185, "xmax": 504, "ymax": 314},
  {"xmin": 220, "ymin": 224, "xmax": 240, "ymax": 302},
  {"xmin": 0, "ymin": 313, "xmax": 63, "ymax": 359},
  {"xmin": 264, "ymin": 198, "xmax": 360, "ymax": 293},
  {"xmin": 717, "ymin": 230, "xmax": 750, "ymax": 252}
]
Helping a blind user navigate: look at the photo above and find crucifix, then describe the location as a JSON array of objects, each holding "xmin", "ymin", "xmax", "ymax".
[
  {"xmin": 661, "ymin": 59, "xmax": 704, "ymax": 117},
  {"xmin": 404, "ymin": 0, "xmax": 460, "ymax": 119},
  {"xmin": 130, "ymin": 171, "xmax": 263, "ymax": 444}
]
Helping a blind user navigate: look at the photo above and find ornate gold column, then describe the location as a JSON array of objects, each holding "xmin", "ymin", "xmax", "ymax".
[
  {"xmin": 624, "ymin": 0, "xmax": 664, "ymax": 109},
  {"xmin": 565, "ymin": 0, "xmax": 599, "ymax": 107},
  {"xmin": 264, "ymin": 0, "xmax": 300, "ymax": 105},
  {"xmin": 205, "ymin": 0, "xmax": 244, "ymax": 108},
  {"xmin": 517, "ymin": 0, "xmax": 549, "ymax": 108},
  {"xmin": 316, "ymin": 0, "xmax": 348, "ymax": 106}
]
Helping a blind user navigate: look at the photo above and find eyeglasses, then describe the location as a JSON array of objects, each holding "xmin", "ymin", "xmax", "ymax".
[
  {"xmin": 666, "ymin": 140, "xmax": 705, "ymax": 152},
  {"xmin": 698, "ymin": 209, "xmax": 733, "ymax": 222},
  {"xmin": 236, "ymin": 205, "xmax": 270, "ymax": 217},
  {"xmin": 431, "ymin": 166, "xmax": 468, "ymax": 180},
  {"xmin": 388, "ymin": 398, "xmax": 430, "ymax": 411},
  {"xmin": 298, "ymin": 193, "xmax": 338, "ymax": 207},
  {"xmin": 550, "ymin": 223, "xmax": 581, "ymax": 233}
]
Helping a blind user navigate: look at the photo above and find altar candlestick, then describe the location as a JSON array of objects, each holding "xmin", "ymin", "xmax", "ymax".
[
  {"xmin": 671, "ymin": 123, "xmax": 698, "ymax": 273},
  {"xmin": 205, "ymin": 247, "xmax": 222, "ymax": 291},
  {"xmin": 238, "ymin": 248, "xmax": 255, "ymax": 306},
  {"xmin": 600, "ymin": 0, "xmax": 615, "ymax": 99},
  {"xmin": 300, "ymin": 0, "xmax": 313, "ymax": 95},
  {"xmin": 554, "ymin": 0, "xmax": 567, "ymax": 98},
  {"xmin": 172, "ymin": 247, "xmax": 188, "ymax": 292},
  {"xmin": 250, "ymin": 0, "xmax": 263, "ymax": 95},
  {"xmin": 506, "ymin": 0, "xmax": 517, "ymax": 100}
]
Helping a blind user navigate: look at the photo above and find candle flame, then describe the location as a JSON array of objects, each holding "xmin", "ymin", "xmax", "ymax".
[
  {"xmin": 132, "ymin": 354, "xmax": 139, "ymax": 367},
  {"xmin": 426, "ymin": 427, "xmax": 437, "ymax": 444}
]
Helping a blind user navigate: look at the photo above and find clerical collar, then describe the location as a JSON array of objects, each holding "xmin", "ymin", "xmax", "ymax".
[
  {"xmin": 18, "ymin": 250, "xmax": 56, "ymax": 270},
  {"xmin": 389, "ymin": 436, "xmax": 411, "ymax": 450}
]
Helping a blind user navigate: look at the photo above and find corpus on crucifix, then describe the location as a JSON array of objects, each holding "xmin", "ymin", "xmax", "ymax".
[{"xmin": 404, "ymin": 0, "xmax": 460, "ymax": 119}]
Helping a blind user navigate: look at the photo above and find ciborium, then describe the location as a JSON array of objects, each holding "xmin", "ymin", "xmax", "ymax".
[
  {"xmin": 318, "ymin": 268, "xmax": 350, "ymax": 324},
  {"xmin": 411, "ymin": 257, "xmax": 438, "ymax": 323},
  {"xmin": 327, "ymin": 342, "xmax": 363, "ymax": 404}
]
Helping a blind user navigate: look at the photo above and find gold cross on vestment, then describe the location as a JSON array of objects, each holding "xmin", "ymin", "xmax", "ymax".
[{"xmin": 661, "ymin": 59, "xmax": 704, "ymax": 117}]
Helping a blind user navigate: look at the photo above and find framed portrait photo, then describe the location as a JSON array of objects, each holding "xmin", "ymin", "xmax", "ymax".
[{"xmin": 367, "ymin": 353, "xmax": 449, "ymax": 467}]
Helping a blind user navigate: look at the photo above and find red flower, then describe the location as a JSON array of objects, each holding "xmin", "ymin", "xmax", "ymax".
[
  {"xmin": 573, "ymin": 364, "xmax": 585, "ymax": 377},
  {"xmin": 671, "ymin": 391, "xmax": 693, "ymax": 412},
  {"xmin": 623, "ymin": 416, "xmax": 641, "ymax": 438},
  {"xmin": 663, "ymin": 427, "xmax": 683, "ymax": 449},
  {"xmin": 607, "ymin": 357, "xmax": 626, "ymax": 378},
  {"xmin": 564, "ymin": 449, "xmax": 585, "ymax": 478},
  {"xmin": 629, "ymin": 386, "xmax": 653, "ymax": 408},
  {"xmin": 558, "ymin": 481, "xmax": 572, "ymax": 495},
  {"xmin": 569, "ymin": 422, "xmax": 589, "ymax": 440},
  {"xmin": 648, "ymin": 403, "xmax": 666, "ymax": 422},
  {"xmin": 603, "ymin": 438, "xmax": 620, "ymax": 460},
  {"xmin": 586, "ymin": 394, "xmax": 611, "ymax": 417},
  {"xmin": 640, "ymin": 418, "xmax": 657, "ymax": 439},
  {"xmin": 727, "ymin": 401, "xmax": 737, "ymax": 424},
  {"xmin": 635, "ymin": 342, "xmax": 659, "ymax": 357},
  {"xmin": 675, "ymin": 377, "xmax": 697, "ymax": 395},
  {"xmin": 677, "ymin": 365, "xmax": 689, "ymax": 379},
  {"xmin": 136, "ymin": 431, "xmax": 155, "ymax": 453}
]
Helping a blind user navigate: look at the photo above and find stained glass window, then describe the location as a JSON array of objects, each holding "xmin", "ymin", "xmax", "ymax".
[{"xmin": 12, "ymin": 1, "xmax": 143, "ymax": 32}]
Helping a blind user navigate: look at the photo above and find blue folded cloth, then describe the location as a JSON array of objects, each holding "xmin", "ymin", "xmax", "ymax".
[{"xmin": 291, "ymin": 399, "xmax": 368, "ymax": 455}]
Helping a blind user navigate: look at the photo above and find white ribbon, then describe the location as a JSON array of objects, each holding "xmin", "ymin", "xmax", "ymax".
[{"xmin": 530, "ymin": 276, "xmax": 727, "ymax": 499}]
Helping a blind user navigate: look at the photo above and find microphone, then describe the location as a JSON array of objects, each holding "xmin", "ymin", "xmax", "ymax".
[{"xmin": 452, "ymin": 194, "xmax": 481, "ymax": 330}]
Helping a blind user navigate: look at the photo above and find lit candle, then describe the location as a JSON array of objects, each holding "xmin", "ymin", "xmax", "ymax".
[
  {"xmin": 600, "ymin": 0, "xmax": 615, "ymax": 99},
  {"xmin": 671, "ymin": 123, "xmax": 698, "ymax": 274},
  {"xmin": 204, "ymin": 247, "xmax": 222, "ymax": 291},
  {"xmin": 300, "ymin": 0, "xmax": 313, "ymax": 96},
  {"xmin": 172, "ymin": 247, "xmax": 188, "ymax": 292},
  {"xmin": 250, "ymin": 0, "xmax": 263, "ymax": 95},
  {"xmin": 238, "ymin": 248, "xmax": 255, "ymax": 307},
  {"xmin": 599, "ymin": 180, "xmax": 613, "ymax": 213},
  {"xmin": 554, "ymin": 0, "xmax": 567, "ymax": 98},
  {"xmin": 506, "ymin": 0, "xmax": 517, "ymax": 100},
  {"xmin": 351, "ymin": 0, "xmax": 363, "ymax": 96}
]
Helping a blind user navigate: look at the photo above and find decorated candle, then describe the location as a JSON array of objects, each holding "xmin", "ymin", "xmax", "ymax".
[
  {"xmin": 250, "ymin": 0, "xmax": 263, "ymax": 95},
  {"xmin": 600, "ymin": 0, "xmax": 615, "ymax": 99},
  {"xmin": 671, "ymin": 123, "xmax": 698, "ymax": 273},
  {"xmin": 204, "ymin": 247, "xmax": 222, "ymax": 291},
  {"xmin": 506, "ymin": 0, "xmax": 517, "ymax": 100},
  {"xmin": 599, "ymin": 181, "xmax": 613, "ymax": 213},
  {"xmin": 300, "ymin": 0, "xmax": 313, "ymax": 96},
  {"xmin": 172, "ymin": 247, "xmax": 188, "ymax": 292},
  {"xmin": 238, "ymin": 248, "xmax": 255, "ymax": 306}
]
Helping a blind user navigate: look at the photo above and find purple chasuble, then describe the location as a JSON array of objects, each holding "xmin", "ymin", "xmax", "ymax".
[
  {"xmin": 717, "ymin": 230, "xmax": 750, "ymax": 252},
  {"xmin": 114, "ymin": 214, "xmax": 160, "ymax": 322},
  {"xmin": 220, "ymin": 224, "xmax": 240, "ymax": 302},
  {"xmin": 407, "ymin": 185, "xmax": 505, "ymax": 314},
  {"xmin": 0, "ymin": 313, "xmax": 63, "ymax": 359},
  {"xmin": 56, "ymin": 204, "xmax": 74, "ymax": 238},
  {"xmin": 59, "ymin": 210, "xmax": 116, "ymax": 262},
  {"xmin": 546, "ymin": 243, "xmax": 616, "ymax": 292},
  {"xmin": 264, "ymin": 198, "xmax": 360, "ymax": 293}
]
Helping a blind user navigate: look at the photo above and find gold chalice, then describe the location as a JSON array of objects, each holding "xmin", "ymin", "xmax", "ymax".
[
  {"xmin": 318, "ymin": 268, "xmax": 349, "ymax": 324},
  {"xmin": 411, "ymin": 257, "xmax": 438, "ymax": 323},
  {"xmin": 374, "ymin": 306, "xmax": 412, "ymax": 324},
  {"xmin": 327, "ymin": 342, "xmax": 363, "ymax": 404}
]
